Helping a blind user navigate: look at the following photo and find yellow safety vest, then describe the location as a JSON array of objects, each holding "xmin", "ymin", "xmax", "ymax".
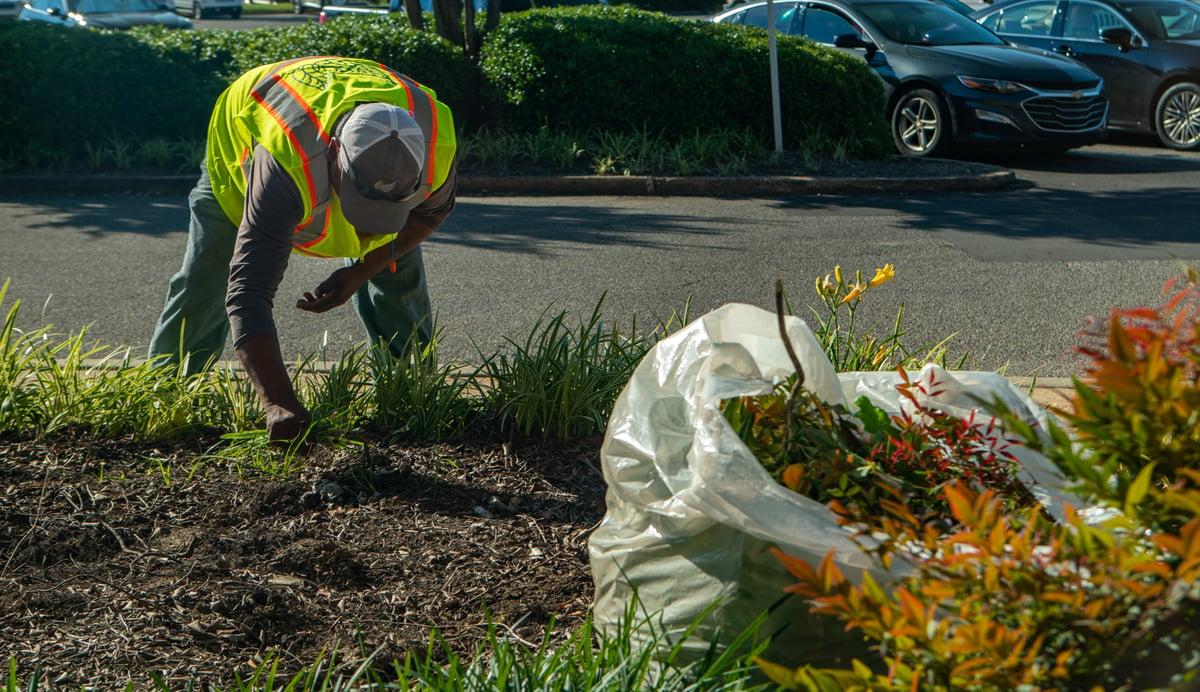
[{"xmin": 206, "ymin": 56, "xmax": 456, "ymax": 258}]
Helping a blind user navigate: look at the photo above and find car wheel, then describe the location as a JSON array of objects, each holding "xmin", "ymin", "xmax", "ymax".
[
  {"xmin": 230, "ymin": 7, "xmax": 240, "ymax": 16},
  {"xmin": 891, "ymin": 88, "xmax": 950, "ymax": 157},
  {"xmin": 1155, "ymin": 82, "xmax": 1200, "ymax": 151}
]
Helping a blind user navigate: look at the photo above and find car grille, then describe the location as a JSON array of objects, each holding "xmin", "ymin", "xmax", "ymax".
[
  {"xmin": 1023, "ymin": 94, "xmax": 1108, "ymax": 132},
  {"xmin": 1020, "ymin": 79, "xmax": 1102, "ymax": 91}
]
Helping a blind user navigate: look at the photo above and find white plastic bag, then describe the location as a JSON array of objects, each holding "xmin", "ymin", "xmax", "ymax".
[{"xmin": 588, "ymin": 303, "xmax": 1076, "ymax": 669}]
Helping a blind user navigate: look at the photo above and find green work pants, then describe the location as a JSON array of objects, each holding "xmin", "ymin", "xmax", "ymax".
[{"xmin": 148, "ymin": 167, "xmax": 433, "ymax": 375}]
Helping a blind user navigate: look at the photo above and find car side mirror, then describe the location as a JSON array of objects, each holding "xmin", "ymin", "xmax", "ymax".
[
  {"xmin": 834, "ymin": 32, "xmax": 877, "ymax": 58},
  {"xmin": 1100, "ymin": 26, "xmax": 1134, "ymax": 50}
]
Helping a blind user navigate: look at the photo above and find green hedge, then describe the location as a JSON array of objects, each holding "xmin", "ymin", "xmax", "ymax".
[
  {"xmin": 0, "ymin": 7, "xmax": 891, "ymax": 168},
  {"xmin": 480, "ymin": 6, "xmax": 889, "ymax": 154},
  {"xmin": 0, "ymin": 21, "xmax": 223, "ymax": 167},
  {"xmin": 131, "ymin": 17, "xmax": 483, "ymax": 126}
]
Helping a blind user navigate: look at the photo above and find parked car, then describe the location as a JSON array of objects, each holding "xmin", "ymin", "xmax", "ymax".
[
  {"xmin": 293, "ymin": 0, "xmax": 372, "ymax": 15},
  {"xmin": 316, "ymin": 0, "xmax": 385, "ymax": 20},
  {"xmin": 973, "ymin": 0, "xmax": 1200, "ymax": 149},
  {"xmin": 0, "ymin": 0, "xmax": 21, "ymax": 19},
  {"xmin": 171, "ymin": 0, "xmax": 240, "ymax": 19},
  {"xmin": 722, "ymin": 0, "xmax": 976, "ymax": 17},
  {"xmin": 19, "ymin": 0, "xmax": 193, "ymax": 27},
  {"xmin": 711, "ymin": 0, "xmax": 1109, "ymax": 156}
]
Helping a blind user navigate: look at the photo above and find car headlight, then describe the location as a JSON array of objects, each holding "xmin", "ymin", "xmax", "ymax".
[{"xmin": 957, "ymin": 76, "xmax": 1030, "ymax": 94}]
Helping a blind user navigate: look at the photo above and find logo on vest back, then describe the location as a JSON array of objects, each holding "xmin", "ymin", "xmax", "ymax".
[{"xmin": 284, "ymin": 58, "xmax": 392, "ymax": 91}]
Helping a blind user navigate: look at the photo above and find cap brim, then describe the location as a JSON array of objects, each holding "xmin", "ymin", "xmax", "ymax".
[{"xmin": 338, "ymin": 182, "xmax": 423, "ymax": 237}]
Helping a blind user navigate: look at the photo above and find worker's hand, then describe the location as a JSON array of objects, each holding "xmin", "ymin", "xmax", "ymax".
[
  {"xmin": 265, "ymin": 400, "xmax": 312, "ymax": 442},
  {"xmin": 297, "ymin": 264, "xmax": 367, "ymax": 313}
]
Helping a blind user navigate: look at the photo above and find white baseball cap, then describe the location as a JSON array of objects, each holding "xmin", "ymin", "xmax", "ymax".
[{"xmin": 335, "ymin": 102, "xmax": 427, "ymax": 235}]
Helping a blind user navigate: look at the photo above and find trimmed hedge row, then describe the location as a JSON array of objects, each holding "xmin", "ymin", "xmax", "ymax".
[
  {"xmin": 0, "ymin": 6, "xmax": 891, "ymax": 169},
  {"xmin": 480, "ymin": 6, "xmax": 888, "ymax": 152},
  {"xmin": 0, "ymin": 23, "xmax": 223, "ymax": 168}
]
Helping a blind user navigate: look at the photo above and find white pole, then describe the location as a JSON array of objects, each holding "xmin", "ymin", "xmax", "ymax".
[{"xmin": 765, "ymin": 0, "xmax": 783, "ymax": 153}]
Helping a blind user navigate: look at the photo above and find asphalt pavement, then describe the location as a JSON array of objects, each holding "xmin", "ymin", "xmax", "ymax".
[{"xmin": 1, "ymin": 161, "xmax": 1083, "ymax": 411}]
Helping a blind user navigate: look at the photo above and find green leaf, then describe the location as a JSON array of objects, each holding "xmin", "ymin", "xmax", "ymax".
[
  {"xmin": 854, "ymin": 395, "xmax": 893, "ymax": 436},
  {"xmin": 1124, "ymin": 461, "xmax": 1157, "ymax": 515}
]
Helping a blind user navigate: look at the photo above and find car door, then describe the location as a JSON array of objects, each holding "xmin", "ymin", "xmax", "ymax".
[
  {"xmin": 1054, "ymin": 1, "xmax": 1157, "ymax": 126},
  {"xmin": 798, "ymin": 1, "xmax": 862, "ymax": 44},
  {"xmin": 798, "ymin": 1, "xmax": 904, "ymax": 96},
  {"xmin": 975, "ymin": 0, "xmax": 1060, "ymax": 51}
]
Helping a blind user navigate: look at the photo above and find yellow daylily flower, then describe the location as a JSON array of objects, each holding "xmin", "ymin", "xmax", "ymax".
[
  {"xmin": 834, "ymin": 265, "xmax": 843, "ymax": 284},
  {"xmin": 840, "ymin": 282, "xmax": 865, "ymax": 304},
  {"xmin": 869, "ymin": 264, "xmax": 896, "ymax": 288},
  {"xmin": 815, "ymin": 275, "xmax": 836, "ymax": 297}
]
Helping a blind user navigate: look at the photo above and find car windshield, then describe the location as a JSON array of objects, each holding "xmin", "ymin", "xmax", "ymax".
[
  {"xmin": 1117, "ymin": 0, "xmax": 1200, "ymax": 39},
  {"xmin": 858, "ymin": 0, "xmax": 1007, "ymax": 44},
  {"xmin": 69, "ymin": 0, "xmax": 162, "ymax": 12}
]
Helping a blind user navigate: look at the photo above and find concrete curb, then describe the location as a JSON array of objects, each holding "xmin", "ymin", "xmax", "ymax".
[
  {"xmin": 1, "ymin": 168, "xmax": 1018, "ymax": 197},
  {"xmin": 464, "ymin": 169, "xmax": 1017, "ymax": 195}
]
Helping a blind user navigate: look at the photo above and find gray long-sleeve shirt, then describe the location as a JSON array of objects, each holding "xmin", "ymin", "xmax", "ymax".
[{"xmin": 225, "ymin": 144, "xmax": 456, "ymax": 348}]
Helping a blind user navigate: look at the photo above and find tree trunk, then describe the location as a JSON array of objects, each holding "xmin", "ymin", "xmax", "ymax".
[
  {"xmin": 485, "ymin": 0, "xmax": 499, "ymax": 31},
  {"xmin": 433, "ymin": 0, "xmax": 465, "ymax": 49},
  {"xmin": 402, "ymin": 0, "xmax": 423, "ymax": 30},
  {"xmin": 463, "ymin": 0, "xmax": 478, "ymax": 55}
]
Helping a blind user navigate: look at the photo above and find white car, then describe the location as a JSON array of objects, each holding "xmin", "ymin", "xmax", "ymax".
[
  {"xmin": 20, "ymin": 0, "xmax": 193, "ymax": 27},
  {"xmin": 171, "ymin": 0, "xmax": 240, "ymax": 18}
]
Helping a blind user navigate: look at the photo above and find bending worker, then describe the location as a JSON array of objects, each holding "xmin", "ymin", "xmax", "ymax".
[{"xmin": 148, "ymin": 55, "xmax": 457, "ymax": 441}]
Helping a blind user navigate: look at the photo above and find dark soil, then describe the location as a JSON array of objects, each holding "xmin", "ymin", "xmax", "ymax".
[{"xmin": 0, "ymin": 429, "xmax": 607, "ymax": 688}]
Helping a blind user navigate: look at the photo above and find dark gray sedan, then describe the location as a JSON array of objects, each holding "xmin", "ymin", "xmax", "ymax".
[
  {"xmin": 973, "ymin": 0, "xmax": 1200, "ymax": 149},
  {"xmin": 712, "ymin": 0, "xmax": 1109, "ymax": 157}
]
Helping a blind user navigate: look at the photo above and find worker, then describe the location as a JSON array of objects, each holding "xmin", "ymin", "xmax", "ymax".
[{"xmin": 148, "ymin": 55, "xmax": 457, "ymax": 441}]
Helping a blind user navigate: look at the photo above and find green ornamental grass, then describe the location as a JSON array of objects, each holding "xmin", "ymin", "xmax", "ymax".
[{"xmin": 4, "ymin": 602, "xmax": 774, "ymax": 690}]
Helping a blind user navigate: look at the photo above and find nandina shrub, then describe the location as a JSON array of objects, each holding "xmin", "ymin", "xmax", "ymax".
[
  {"xmin": 1056, "ymin": 267, "xmax": 1200, "ymax": 532},
  {"xmin": 763, "ymin": 480, "xmax": 1200, "ymax": 691},
  {"xmin": 758, "ymin": 267, "xmax": 1200, "ymax": 692},
  {"xmin": 723, "ymin": 366, "xmax": 1037, "ymax": 526}
]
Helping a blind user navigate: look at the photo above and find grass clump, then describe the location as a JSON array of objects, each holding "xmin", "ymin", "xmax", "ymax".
[
  {"xmin": 4, "ymin": 602, "xmax": 775, "ymax": 690},
  {"xmin": 477, "ymin": 297, "xmax": 659, "ymax": 440},
  {"xmin": 0, "ymin": 268, "xmax": 954, "ymax": 463}
]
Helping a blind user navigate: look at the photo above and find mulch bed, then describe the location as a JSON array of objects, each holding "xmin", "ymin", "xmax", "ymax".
[{"xmin": 0, "ymin": 429, "xmax": 607, "ymax": 688}]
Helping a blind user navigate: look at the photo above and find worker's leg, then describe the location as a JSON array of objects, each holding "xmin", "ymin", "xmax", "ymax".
[
  {"xmin": 147, "ymin": 167, "xmax": 237, "ymax": 375},
  {"xmin": 351, "ymin": 246, "xmax": 434, "ymax": 359}
]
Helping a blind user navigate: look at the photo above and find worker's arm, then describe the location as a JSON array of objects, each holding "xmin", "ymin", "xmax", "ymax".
[
  {"xmin": 297, "ymin": 159, "xmax": 458, "ymax": 313},
  {"xmin": 237, "ymin": 333, "xmax": 311, "ymax": 440},
  {"xmin": 227, "ymin": 146, "xmax": 309, "ymax": 440},
  {"xmin": 294, "ymin": 214, "xmax": 438, "ymax": 313}
]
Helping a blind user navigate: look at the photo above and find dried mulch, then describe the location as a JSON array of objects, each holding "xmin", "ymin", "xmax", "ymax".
[{"xmin": 0, "ymin": 429, "xmax": 607, "ymax": 688}]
